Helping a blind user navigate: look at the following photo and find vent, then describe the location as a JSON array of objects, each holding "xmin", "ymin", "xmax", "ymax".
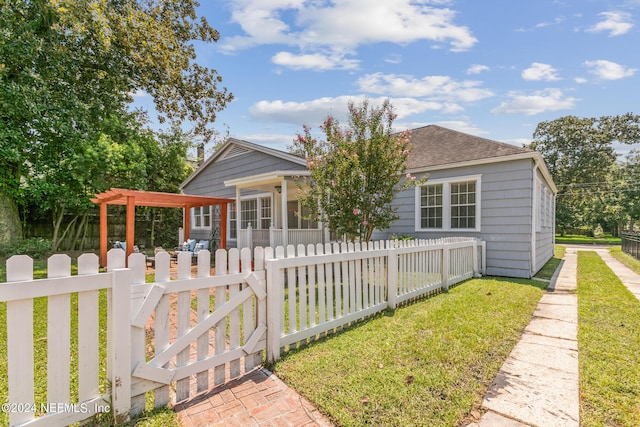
[{"xmin": 221, "ymin": 145, "xmax": 251, "ymax": 160}]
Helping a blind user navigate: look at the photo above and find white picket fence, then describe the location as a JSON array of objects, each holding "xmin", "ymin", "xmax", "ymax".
[
  {"xmin": 265, "ymin": 237, "xmax": 484, "ymax": 361},
  {"xmin": 0, "ymin": 237, "xmax": 483, "ymax": 426}
]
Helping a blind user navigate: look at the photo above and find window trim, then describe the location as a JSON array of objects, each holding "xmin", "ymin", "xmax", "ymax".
[
  {"xmin": 415, "ymin": 174, "xmax": 482, "ymax": 232},
  {"xmin": 227, "ymin": 192, "xmax": 274, "ymax": 241},
  {"xmin": 192, "ymin": 205, "xmax": 212, "ymax": 230}
]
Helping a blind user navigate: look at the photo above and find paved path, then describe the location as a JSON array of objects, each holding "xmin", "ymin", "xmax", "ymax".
[
  {"xmin": 474, "ymin": 247, "xmax": 580, "ymax": 427},
  {"xmin": 175, "ymin": 368, "xmax": 333, "ymax": 427},
  {"xmin": 594, "ymin": 248, "xmax": 640, "ymax": 303}
]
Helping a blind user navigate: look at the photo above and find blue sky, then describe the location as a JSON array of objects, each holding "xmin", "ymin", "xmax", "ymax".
[{"xmin": 136, "ymin": 0, "xmax": 640, "ymax": 154}]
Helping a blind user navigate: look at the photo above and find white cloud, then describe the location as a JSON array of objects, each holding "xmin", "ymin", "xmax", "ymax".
[
  {"xmin": 587, "ymin": 11, "xmax": 634, "ymax": 36},
  {"xmin": 357, "ymin": 73, "xmax": 494, "ymax": 103},
  {"xmin": 249, "ymin": 96, "xmax": 453, "ymax": 126},
  {"xmin": 221, "ymin": 0, "xmax": 477, "ymax": 54},
  {"xmin": 574, "ymin": 77, "xmax": 588, "ymax": 84},
  {"xmin": 584, "ymin": 59, "xmax": 637, "ymax": 80},
  {"xmin": 491, "ymin": 88, "xmax": 577, "ymax": 115},
  {"xmin": 467, "ymin": 64, "xmax": 489, "ymax": 75},
  {"xmin": 522, "ymin": 63, "xmax": 561, "ymax": 81},
  {"xmin": 271, "ymin": 51, "xmax": 359, "ymax": 71}
]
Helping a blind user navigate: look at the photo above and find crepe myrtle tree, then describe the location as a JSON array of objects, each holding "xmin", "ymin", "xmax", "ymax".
[{"xmin": 292, "ymin": 99, "xmax": 424, "ymax": 243}]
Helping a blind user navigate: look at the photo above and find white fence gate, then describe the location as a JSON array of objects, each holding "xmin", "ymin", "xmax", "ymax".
[{"xmin": 0, "ymin": 237, "xmax": 483, "ymax": 426}]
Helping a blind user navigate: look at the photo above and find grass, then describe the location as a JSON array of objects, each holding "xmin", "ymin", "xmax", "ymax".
[
  {"xmin": 269, "ymin": 277, "xmax": 546, "ymax": 427},
  {"xmin": 577, "ymin": 251, "xmax": 640, "ymax": 426},
  {"xmin": 534, "ymin": 245, "xmax": 566, "ymax": 281},
  {"xmin": 555, "ymin": 234, "xmax": 621, "ymax": 245},
  {"xmin": 0, "ymin": 259, "xmax": 180, "ymax": 427}
]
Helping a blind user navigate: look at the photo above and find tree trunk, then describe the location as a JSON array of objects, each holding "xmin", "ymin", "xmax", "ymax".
[{"xmin": 0, "ymin": 190, "xmax": 22, "ymax": 245}]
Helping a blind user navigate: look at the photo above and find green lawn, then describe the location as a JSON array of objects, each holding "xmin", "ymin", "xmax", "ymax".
[
  {"xmin": 534, "ymin": 245, "xmax": 566, "ymax": 281},
  {"xmin": 270, "ymin": 277, "xmax": 546, "ymax": 427},
  {"xmin": 555, "ymin": 234, "xmax": 621, "ymax": 245},
  {"xmin": 577, "ymin": 251, "xmax": 640, "ymax": 426}
]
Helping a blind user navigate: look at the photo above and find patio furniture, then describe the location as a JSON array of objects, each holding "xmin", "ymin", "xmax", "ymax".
[
  {"xmin": 113, "ymin": 241, "xmax": 140, "ymax": 253},
  {"xmin": 146, "ymin": 247, "xmax": 169, "ymax": 268}
]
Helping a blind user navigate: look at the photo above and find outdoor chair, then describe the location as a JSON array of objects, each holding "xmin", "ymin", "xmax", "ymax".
[{"xmin": 113, "ymin": 240, "xmax": 140, "ymax": 253}]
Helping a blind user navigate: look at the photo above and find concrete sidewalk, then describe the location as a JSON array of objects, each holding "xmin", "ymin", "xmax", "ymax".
[
  {"xmin": 472, "ymin": 248, "xmax": 581, "ymax": 427},
  {"xmin": 594, "ymin": 248, "xmax": 640, "ymax": 303}
]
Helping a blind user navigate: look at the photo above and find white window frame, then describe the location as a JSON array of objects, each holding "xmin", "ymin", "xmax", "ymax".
[
  {"xmin": 415, "ymin": 174, "xmax": 482, "ymax": 232},
  {"xmin": 192, "ymin": 205, "xmax": 212, "ymax": 230},
  {"xmin": 227, "ymin": 192, "xmax": 274, "ymax": 240}
]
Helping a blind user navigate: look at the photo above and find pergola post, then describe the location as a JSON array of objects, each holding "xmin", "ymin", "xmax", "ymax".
[
  {"xmin": 183, "ymin": 204, "xmax": 191, "ymax": 241},
  {"xmin": 126, "ymin": 196, "xmax": 135, "ymax": 260},
  {"xmin": 220, "ymin": 203, "xmax": 228, "ymax": 249},
  {"xmin": 99, "ymin": 202, "xmax": 108, "ymax": 267},
  {"xmin": 91, "ymin": 188, "xmax": 233, "ymax": 268}
]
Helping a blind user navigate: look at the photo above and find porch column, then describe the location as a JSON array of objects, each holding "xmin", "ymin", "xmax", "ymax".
[
  {"xmin": 281, "ymin": 179, "xmax": 288, "ymax": 247},
  {"xmin": 236, "ymin": 187, "xmax": 242, "ymax": 247}
]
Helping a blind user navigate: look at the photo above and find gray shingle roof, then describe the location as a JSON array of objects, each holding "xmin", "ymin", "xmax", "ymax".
[{"xmin": 404, "ymin": 125, "xmax": 533, "ymax": 169}]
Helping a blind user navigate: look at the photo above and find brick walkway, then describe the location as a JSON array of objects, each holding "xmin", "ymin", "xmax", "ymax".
[{"xmin": 174, "ymin": 368, "xmax": 334, "ymax": 427}]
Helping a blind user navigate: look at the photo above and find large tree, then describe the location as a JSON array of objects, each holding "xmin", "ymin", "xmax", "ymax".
[
  {"xmin": 529, "ymin": 114, "xmax": 640, "ymax": 234},
  {"xmin": 292, "ymin": 99, "xmax": 422, "ymax": 243},
  {"xmin": 0, "ymin": 0, "xmax": 232, "ymax": 244}
]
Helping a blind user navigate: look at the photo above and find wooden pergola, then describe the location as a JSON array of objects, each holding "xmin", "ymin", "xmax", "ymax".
[{"xmin": 91, "ymin": 188, "xmax": 233, "ymax": 267}]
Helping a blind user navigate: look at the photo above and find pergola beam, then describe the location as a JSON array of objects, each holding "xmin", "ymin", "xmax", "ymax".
[{"xmin": 92, "ymin": 188, "xmax": 233, "ymax": 267}]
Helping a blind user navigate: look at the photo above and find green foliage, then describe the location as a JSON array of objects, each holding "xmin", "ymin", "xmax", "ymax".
[
  {"xmin": 0, "ymin": 0, "xmax": 231, "ymax": 246},
  {"xmin": 292, "ymin": 99, "xmax": 423, "ymax": 242},
  {"xmin": 529, "ymin": 114, "xmax": 640, "ymax": 233},
  {"xmin": 0, "ymin": 238, "xmax": 52, "ymax": 259}
]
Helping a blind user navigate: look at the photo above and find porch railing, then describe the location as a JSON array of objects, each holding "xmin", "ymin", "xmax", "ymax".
[{"xmin": 238, "ymin": 225, "xmax": 323, "ymax": 249}]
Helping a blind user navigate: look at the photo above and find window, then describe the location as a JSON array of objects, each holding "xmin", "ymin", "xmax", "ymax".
[
  {"xmin": 227, "ymin": 195, "xmax": 273, "ymax": 239},
  {"xmin": 416, "ymin": 175, "xmax": 481, "ymax": 232},
  {"xmin": 193, "ymin": 206, "xmax": 211, "ymax": 229},
  {"xmin": 260, "ymin": 197, "xmax": 272, "ymax": 229},
  {"xmin": 450, "ymin": 181, "xmax": 476, "ymax": 229},
  {"xmin": 229, "ymin": 203, "xmax": 237, "ymax": 239},
  {"xmin": 241, "ymin": 199, "xmax": 257, "ymax": 229},
  {"xmin": 287, "ymin": 200, "xmax": 318, "ymax": 229},
  {"xmin": 537, "ymin": 182, "xmax": 553, "ymax": 230},
  {"xmin": 420, "ymin": 184, "xmax": 443, "ymax": 228}
]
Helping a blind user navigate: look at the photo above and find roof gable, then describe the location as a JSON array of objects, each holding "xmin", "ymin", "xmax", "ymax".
[
  {"xmin": 180, "ymin": 137, "xmax": 306, "ymax": 189},
  {"xmin": 405, "ymin": 125, "xmax": 533, "ymax": 169}
]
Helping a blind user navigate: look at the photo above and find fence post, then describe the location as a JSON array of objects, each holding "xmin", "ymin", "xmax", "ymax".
[
  {"xmin": 266, "ymin": 257, "xmax": 283, "ymax": 363},
  {"xmin": 387, "ymin": 247, "xmax": 398, "ymax": 309},
  {"xmin": 472, "ymin": 240, "xmax": 479, "ymax": 277},
  {"xmin": 442, "ymin": 244, "xmax": 450, "ymax": 291},
  {"xmin": 110, "ymin": 268, "xmax": 132, "ymax": 423}
]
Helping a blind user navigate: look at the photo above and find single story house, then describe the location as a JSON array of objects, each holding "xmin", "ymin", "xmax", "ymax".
[{"xmin": 179, "ymin": 125, "xmax": 557, "ymax": 278}]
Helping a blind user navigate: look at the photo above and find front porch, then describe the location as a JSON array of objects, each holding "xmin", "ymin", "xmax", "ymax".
[
  {"xmin": 225, "ymin": 170, "xmax": 328, "ymax": 250},
  {"xmin": 238, "ymin": 225, "xmax": 326, "ymax": 250}
]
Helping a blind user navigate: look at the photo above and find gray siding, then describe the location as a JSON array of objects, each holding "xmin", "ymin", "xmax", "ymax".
[
  {"xmin": 182, "ymin": 149, "xmax": 304, "ymax": 247},
  {"xmin": 183, "ymin": 150, "xmax": 302, "ymax": 198},
  {"xmin": 383, "ymin": 159, "xmax": 536, "ymax": 278}
]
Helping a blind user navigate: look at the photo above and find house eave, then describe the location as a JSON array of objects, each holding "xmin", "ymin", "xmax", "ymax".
[
  {"xmin": 407, "ymin": 152, "xmax": 558, "ymax": 194},
  {"xmin": 224, "ymin": 170, "xmax": 310, "ymax": 189}
]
